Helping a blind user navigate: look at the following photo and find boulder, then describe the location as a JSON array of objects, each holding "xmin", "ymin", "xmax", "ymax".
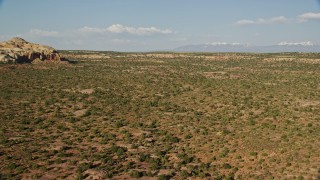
[
  {"xmin": 0, "ymin": 54, "xmax": 16, "ymax": 63},
  {"xmin": 0, "ymin": 37, "xmax": 67, "ymax": 63}
]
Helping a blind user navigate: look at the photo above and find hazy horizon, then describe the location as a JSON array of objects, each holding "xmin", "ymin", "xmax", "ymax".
[{"xmin": 0, "ymin": 0, "xmax": 320, "ymax": 51}]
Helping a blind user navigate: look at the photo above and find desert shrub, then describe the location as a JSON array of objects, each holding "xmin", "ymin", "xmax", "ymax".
[{"xmin": 130, "ymin": 170, "xmax": 143, "ymax": 178}]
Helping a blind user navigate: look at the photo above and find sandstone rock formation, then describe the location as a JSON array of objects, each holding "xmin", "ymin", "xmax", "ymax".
[{"xmin": 0, "ymin": 37, "xmax": 67, "ymax": 63}]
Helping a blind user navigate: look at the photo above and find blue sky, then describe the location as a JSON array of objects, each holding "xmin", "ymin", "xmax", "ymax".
[{"xmin": 0, "ymin": 0, "xmax": 319, "ymax": 51}]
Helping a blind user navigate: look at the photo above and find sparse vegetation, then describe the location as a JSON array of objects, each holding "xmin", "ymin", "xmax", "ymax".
[{"xmin": 0, "ymin": 52, "xmax": 319, "ymax": 179}]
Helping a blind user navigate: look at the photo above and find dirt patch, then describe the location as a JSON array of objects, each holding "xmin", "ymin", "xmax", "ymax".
[
  {"xmin": 63, "ymin": 88, "xmax": 95, "ymax": 94},
  {"xmin": 79, "ymin": 89, "xmax": 94, "ymax": 94},
  {"xmin": 73, "ymin": 109, "xmax": 87, "ymax": 117},
  {"xmin": 297, "ymin": 99, "xmax": 320, "ymax": 107}
]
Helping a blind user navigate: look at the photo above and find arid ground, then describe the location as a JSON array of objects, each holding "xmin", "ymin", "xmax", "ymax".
[{"xmin": 0, "ymin": 52, "xmax": 319, "ymax": 179}]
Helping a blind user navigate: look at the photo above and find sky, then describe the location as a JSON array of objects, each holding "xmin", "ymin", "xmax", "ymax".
[{"xmin": 0, "ymin": 0, "xmax": 319, "ymax": 51}]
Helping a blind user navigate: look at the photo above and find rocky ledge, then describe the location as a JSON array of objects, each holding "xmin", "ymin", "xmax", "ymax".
[{"xmin": 0, "ymin": 37, "xmax": 67, "ymax": 63}]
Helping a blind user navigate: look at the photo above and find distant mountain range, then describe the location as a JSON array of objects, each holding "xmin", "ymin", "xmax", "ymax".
[{"xmin": 173, "ymin": 43, "xmax": 320, "ymax": 53}]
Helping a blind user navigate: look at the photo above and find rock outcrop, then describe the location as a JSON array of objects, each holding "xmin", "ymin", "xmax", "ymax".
[{"xmin": 0, "ymin": 37, "xmax": 67, "ymax": 63}]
